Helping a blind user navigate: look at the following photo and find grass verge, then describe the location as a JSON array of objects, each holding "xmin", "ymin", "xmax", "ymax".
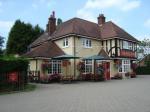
[{"xmin": 0, "ymin": 84, "xmax": 36, "ymax": 95}]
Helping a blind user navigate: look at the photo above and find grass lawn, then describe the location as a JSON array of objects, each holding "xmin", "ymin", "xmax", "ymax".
[{"xmin": 0, "ymin": 84, "xmax": 36, "ymax": 95}]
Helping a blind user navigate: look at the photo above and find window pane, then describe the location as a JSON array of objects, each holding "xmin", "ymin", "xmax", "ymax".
[
  {"xmin": 63, "ymin": 40, "xmax": 65, "ymax": 46},
  {"xmin": 89, "ymin": 40, "xmax": 91, "ymax": 47},
  {"xmin": 86, "ymin": 40, "xmax": 88, "ymax": 47},
  {"xmin": 66, "ymin": 38, "xmax": 68, "ymax": 46},
  {"xmin": 84, "ymin": 60, "xmax": 92, "ymax": 73},
  {"xmin": 119, "ymin": 60, "xmax": 130, "ymax": 73},
  {"xmin": 48, "ymin": 60, "xmax": 62, "ymax": 74}
]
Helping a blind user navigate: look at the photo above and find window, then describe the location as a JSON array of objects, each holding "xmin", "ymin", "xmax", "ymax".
[
  {"xmin": 83, "ymin": 60, "xmax": 92, "ymax": 73},
  {"xmin": 123, "ymin": 41, "xmax": 129, "ymax": 49},
  {"xmin": 63, "ymin": 38, "xmax": 69, "ymax": 47},
  {"xmin": 47, "ymin": 60, "xmax": 62, "ymax": 74},
  {"xmin": 123, "ymin": 41, "xmax": 133, "ymax": 50},
  {"xmin": 129, "ymin": 42, "xmax": 132, "ymax": 50},
  {"xmin": 81, "ymin": 38, "xmax": 92, "ymax": 48},
  {"xmin": 119, "ymin": 60, "xmax": 130, "ymax": 73}
]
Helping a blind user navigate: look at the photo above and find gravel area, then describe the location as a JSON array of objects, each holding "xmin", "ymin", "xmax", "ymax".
[{"xmin": 0, "ymin": 75, "xmax": 150, "ymax": 112}]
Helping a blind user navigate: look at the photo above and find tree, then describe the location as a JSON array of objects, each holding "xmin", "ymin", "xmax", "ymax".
[
  {"xmin": 6, "ymin": 20, "xmax": 44, "ymax": 54},
  {"xmin": 137, "ymin": 38, "xmax": 150, "ymax": 59},
  {"xmin": 57, "ymin": 18, "xmax": 63, "ymax": 26},
  {"xmin": 0, "ymin": 36, "xmax": 4, "ymax": 54}
]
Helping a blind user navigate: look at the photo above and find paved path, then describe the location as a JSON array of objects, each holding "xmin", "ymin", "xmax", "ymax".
[{"xmin": 1, "ymin": 75, "xmax": 150, "ymax": 112}]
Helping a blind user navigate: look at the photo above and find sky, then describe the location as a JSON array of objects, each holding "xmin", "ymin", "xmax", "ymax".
[{"xmin": 0, "ymin": 0, "xmax": 150, "ymax": 48}]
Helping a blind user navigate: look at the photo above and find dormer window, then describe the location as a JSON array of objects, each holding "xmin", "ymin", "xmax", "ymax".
[
  {"xmin": 63, "ymin": 38, "xmax": 69, "ymax": 47},
  {"xmin": 82, "ymin": 38, "xmax": 92, "ymax": 48}
]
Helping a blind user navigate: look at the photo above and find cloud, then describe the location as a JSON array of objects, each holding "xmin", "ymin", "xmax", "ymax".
[
  {"xmin": 32, "ymin": 0, "xmax": 55, "ymax": 9},
  {"xmin": 77, "ymin": 9, "xmax": 96, "ymax": 22},
  {"xmin": 84, "ymin": 0, "xmax": 140, "ymax": 11},
  {"xmin": 121, "ymin": 0, "xmax": 141, "ymax": 11},
  {"xmin": 77, "ymin": 0, "xmax": 140, "ymax": 23},
  {"xmin": 144, "ymin": 19, "xmax": 150, "ymax": 28}
]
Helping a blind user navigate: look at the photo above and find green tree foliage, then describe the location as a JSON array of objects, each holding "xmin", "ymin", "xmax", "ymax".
[
  {"xmin": 137, "ymin": 38, "xmax": 150, "ymax": 59},
  {"xmin": 57, "ymin": 18, "xmax": 63, "ymax": 26},
  {"xmin": 0, "ymin": 36, "xmax": 4, "ymax": 54},
  {"xmin": 6, "ymin": 20, "xmax": 44, "ymax": 54}
]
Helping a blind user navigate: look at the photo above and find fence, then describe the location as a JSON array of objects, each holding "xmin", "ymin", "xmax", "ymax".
[{"xmin": 0, "ymin": 71, "xmax": 27, "ymax": 92}]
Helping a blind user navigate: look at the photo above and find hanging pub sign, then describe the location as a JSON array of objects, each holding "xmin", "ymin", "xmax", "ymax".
[
  {"xmin": 8, "ymin": 72, "xmax": 18, "ymax": 82},
  {"xmin": 120, "ymin": 50, "xmax": 135, "ymax": 58}
]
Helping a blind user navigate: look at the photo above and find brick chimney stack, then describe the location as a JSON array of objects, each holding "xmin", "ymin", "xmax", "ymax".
[
  {"xmin": 46, "ymin": 11, "xmax": 56, "ymax": 35},
  {"xmin": 97, "ymin": 14, "xmax": 105, "ymax": 25}
]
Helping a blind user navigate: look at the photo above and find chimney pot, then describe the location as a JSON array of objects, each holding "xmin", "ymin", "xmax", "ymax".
[
  {"xmin": 46, "ymin": 11, "xmax": 56, "ymax": 35},
  {"xmin": 98, "ymin": 14, "xmax": 105, "ymax": 25},
  {"xmin": 52, "ymin": 11, "xmax": 55, "ymax": 18}
]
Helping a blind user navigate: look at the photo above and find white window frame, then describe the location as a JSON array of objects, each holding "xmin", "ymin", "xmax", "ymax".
[
  {"xmin": 123, "ymin": 41, "xmax": 133, "ymax": 50},
  {"xmin": 129, "ymin": 42, "xmax": 132, "ymax": 50},
  {"xmin": 123, "ymin": 41, "xmax": 129, "ymax": 49},
  {"xmin": 83, "ymin": 60, "xmax": 93, "ymax": 74},
  {"xmin": 47, "ymin": 60, "xmax": 62, "ymax": 74},
  {"xmin": 119, "ymin": 60, "xmax": 130, "ymax": 73},
  {"xmin": 63, "ymin": 38, "xmax": 69, "ymax": 47},
  {"xmin": 81, "ymin": 38, "xmax": 92, "ymax": 48}
]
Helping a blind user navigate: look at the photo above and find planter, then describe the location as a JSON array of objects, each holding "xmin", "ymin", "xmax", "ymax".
[
  {"xmin": 48, "ymin": 74, "xmax": 61, "ymax": 82},
  {"xmin": 111, "ymin": 73, "xmax": 122, "ymax": 80}
]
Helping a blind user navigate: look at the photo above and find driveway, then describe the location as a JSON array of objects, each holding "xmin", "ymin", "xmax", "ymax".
[{"xmin": 0, "ymin": 75, "xmax": 150, "ymax": 112}]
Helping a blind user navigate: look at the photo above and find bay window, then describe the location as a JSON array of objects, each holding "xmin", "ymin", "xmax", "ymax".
[
  {"xmin": 48, "ymin": 60, "xmax": 62, "ymax": 74},
  {"xmin": 83, "ymin": 60, "xmax": 92, "ymax": 73},
  {"xmin": 119, "ymin": 60, "xmax": 130, "ymax": 73}
]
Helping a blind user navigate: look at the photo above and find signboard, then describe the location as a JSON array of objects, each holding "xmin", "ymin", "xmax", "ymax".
[
  {"xmin": 8, "ymin": 72, "xmax": 18, "ymax": 82},
  {"xmin": 120, "ymin": 50, "xmax": 135, "ymax": 58}
]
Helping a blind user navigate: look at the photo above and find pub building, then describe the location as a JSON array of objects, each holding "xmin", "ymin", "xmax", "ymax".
[{"xmin": 25, "ymin": 12, "xmax": 138, "ymax": 81}]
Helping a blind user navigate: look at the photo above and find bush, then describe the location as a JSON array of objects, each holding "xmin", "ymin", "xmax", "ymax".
[
  {"xmin": 125, "ymin": 72, "xmax": 130, "ymax": 78},
  {"xmin": 0, "ymin": 55, "xmax": 29, "ymax": 91},
  {"xmin": 80, "ymin": 73, "xmax": 92, "ymax": 81},
  {"xmin": 48, "ymin": 74, "xmax": 61, "ymax": 82},
  {"xmin": 0, "ymin": 55, "xmax": 28, "ymax": 73},
  {"xmin": 93, "ymin": 74, "xmax": 105, "ymax": 81},
  {"xmin": 135, "ymin": 66, "xmax": 150, "ymax": 75},
  {"xmin": 111, "ymin": 73, "xmax": 122, "ymax": 79},
  {"xmin": 130, "ymin": 72, "xmax": 136, "ymax": 78}
]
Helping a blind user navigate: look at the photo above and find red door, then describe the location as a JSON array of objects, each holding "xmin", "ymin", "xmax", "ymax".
[{"xmin": 103, "ymin": 62, "xmax": 110, "ymax": 80}]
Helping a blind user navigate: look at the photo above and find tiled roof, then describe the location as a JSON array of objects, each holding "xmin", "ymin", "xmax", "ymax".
[
  {"xmin": 50, "ymin": 18, "xmax": 101, "ymax": 40},
  {"xmin": 98, "ymin": 48, "xmax": 110, "ymax": 59},
  {"xmin": 26, "ymin": 17, "xmax": 139, "ymax": 58},
  {"xmin": 29, "ymin": 32, "xmax": 49, "ymax": 48},
  {"xmin": 49, "ymin": 18, "xmax": 138, "ymax": 42},
  {"xmin": 24, "ymin": 41, "xmax": 65, "ymax": 58},
  {"xmin": 100, "ymin": 21, "xmax": 138, "ymax": 42},
  {"xmin": 31, "ymin": 18, "xmax": 138, "ymax": 47}
]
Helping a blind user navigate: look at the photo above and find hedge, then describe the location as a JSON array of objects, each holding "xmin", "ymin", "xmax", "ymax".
[
  {"xmin": 0, "ymin": 56, "xmax": 29, "ymax": 91},
  {"xmin": 135, "ymin": 66, "xmax": 150, "ymax": 75},
  {"xmin": 0, "ymin": 56, "xmax": 28, "ymax": 73}
]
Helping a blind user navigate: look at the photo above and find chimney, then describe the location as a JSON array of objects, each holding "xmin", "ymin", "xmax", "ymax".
[
  {"xmin": 46, "ymin": 11, "xmax": 56, "ymax": 35},
  {"xmin": 97, "ymin": 14, "xmax": 105, "ymax": 25}
]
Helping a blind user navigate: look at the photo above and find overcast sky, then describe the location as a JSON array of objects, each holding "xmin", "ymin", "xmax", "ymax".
[{"xmin": 0, "ymin": 0, "xmax": 150, "ymax": 48}]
